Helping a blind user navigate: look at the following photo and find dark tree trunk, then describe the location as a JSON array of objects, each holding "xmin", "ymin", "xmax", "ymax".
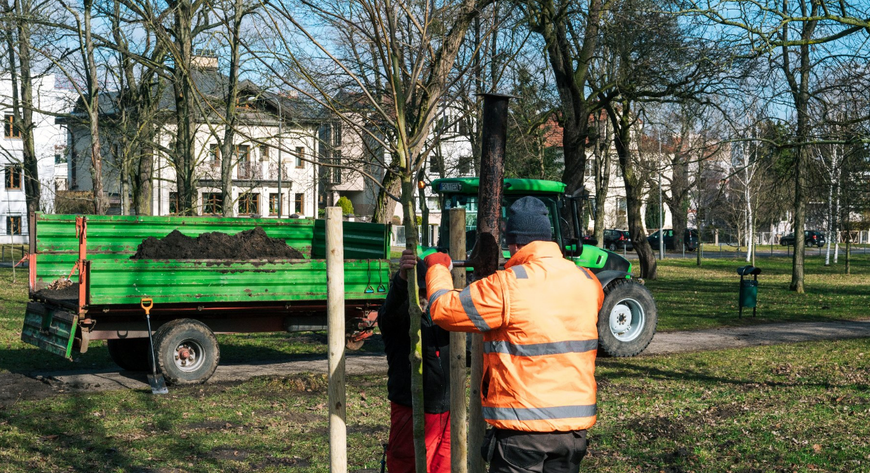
[
  {"xmin": 608, "ymin": 100, "xmax": 657, "ymax": 279},
  {"xmin": 171, "ymin": 0, "xmax": 198, "ymax": 215},
  {"xmin": 529, "ymin": 0, "xmax": 604, "ymax": 197},
  {"xmin": 83, "ymin": 0, "xmax": 107, "ymax": 214},
  {"xmin": 220, "ymin": 0, "xmax": 245, "ymax": 217},
  {"xmin": 14, "ymin": 0, "xmax": 39, "ymax": 215},
  {"xmin": 371, "ymin": 162, "xmax": 401, "ymax": 224}
]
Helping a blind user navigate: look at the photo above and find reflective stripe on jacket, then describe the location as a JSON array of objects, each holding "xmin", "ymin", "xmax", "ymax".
[{"xmin": 426, "ymin": 241, "xmax": 604, "ymax": 432}]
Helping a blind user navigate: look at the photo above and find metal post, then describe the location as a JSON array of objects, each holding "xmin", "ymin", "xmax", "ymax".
[
  {"xmin": 325, "ymin": 207, "xmax": 346, "ymax": 473},
  {"xmin": 277, "ymin": 100, "xmax": 283, "ymax": 218},
  {"xmin": 449, "ymin": 208, "xmax": 468, "ymax": 473}
]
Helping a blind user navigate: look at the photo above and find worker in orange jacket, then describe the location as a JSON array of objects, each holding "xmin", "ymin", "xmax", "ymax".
[{"xmin": 424, "ymin": 196, "xmax": 604, "ymax": 473}]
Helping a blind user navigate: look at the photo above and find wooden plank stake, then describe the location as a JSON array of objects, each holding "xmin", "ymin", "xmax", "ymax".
[
  {"xmin": 326, "ymin": 207, "xmax": 347, "ymax": 473},
  {"xmin": 449, "ymin": 207, "xmax": 468, "ymax": 473}
]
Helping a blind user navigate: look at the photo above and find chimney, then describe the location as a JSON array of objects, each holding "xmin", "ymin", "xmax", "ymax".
[{"xmin": 192, "ymin": 49, "xmax": 218, "ymax": 70}]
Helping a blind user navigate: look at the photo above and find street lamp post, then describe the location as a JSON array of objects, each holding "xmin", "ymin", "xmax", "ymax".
[
  {"xmin": 658, "ymin": 129, "xmax": 664, "ymax": 260},
  {"xmin": 277, "ymin": 98, "xmax": 283, "ymax": 218}
]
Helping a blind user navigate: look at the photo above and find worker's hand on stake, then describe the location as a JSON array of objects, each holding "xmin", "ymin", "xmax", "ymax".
[
  {"xmin": 424, "ymin": 252, "xmax": 453, "ymax": 272},
  {"xmin": 398, "ymin": 249, "xmax": 418, "ymax": 281}
]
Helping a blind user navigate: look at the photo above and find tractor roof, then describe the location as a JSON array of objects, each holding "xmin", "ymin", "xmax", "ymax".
[{"xmin": 431, "ymin": 178, "xmax": 566, "ymax": 195}]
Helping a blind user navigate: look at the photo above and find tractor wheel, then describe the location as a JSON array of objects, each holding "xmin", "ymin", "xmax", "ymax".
[
  {"xmin": 597, "ymin": 279, "xmax": 657, "ymax": 357},
  {"xmin": 154, "ymin": 319, "xmax": 220, "ymax": 385},
  {"xmin": 107, "ymin": 338, "xmax": 152, "ymax": 372}
]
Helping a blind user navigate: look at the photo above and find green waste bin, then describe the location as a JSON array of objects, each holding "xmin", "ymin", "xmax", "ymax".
[{"xmin": 736, "ymin": 266, "xmax": 761, "ymax": 317}]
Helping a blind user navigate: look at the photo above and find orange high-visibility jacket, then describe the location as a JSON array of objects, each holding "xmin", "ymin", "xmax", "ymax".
[{"xmin": 426, "ymin": 241, "xmax": 604, "ymax": 432}]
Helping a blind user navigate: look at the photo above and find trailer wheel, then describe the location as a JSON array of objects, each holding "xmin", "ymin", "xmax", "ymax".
[
  {"xmin": 107, "ymin": 338, "xmax": 152, "ymax": 372},
  {"xmin": 597, "ymin": 279, "xmax": 657, "ymax": 357},
  {"xmin": 154, "ymin": 319, "xmax": 220, "ymax": 385}
]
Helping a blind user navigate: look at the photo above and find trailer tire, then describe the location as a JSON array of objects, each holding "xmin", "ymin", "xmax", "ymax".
[
  {"xmin": 597, "ymin": 279, "xmax": 657, "ymax": 357},
  {"xmin": 107, "ymin": 338, "xmax": 152, "ymax": 372},
  {"xmin": 154, "ymin": 319, "xmax": 220, "ymax": 385}
]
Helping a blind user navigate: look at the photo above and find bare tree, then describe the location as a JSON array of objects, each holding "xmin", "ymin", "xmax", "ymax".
[
  {"xmin": 5, "ymin": 0, "xmax": 42, "ymax": 215},
  {"xmin": 684, "ymin": 0, "xmax": 870, "ymax": 292}
]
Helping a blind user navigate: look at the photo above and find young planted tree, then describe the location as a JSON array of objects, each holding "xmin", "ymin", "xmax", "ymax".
[{"xmin": 260, "ymin": 1, "xmax": 494, "ymax": 469}]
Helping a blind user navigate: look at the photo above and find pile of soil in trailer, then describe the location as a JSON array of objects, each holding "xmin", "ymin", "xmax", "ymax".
[
  {"xmin": 35, "ymin": 278, "xmax": 79, "ymax": 301},
  {"xmin": 132, "ymin": 227, "xmax": 305, "ymax": 260}
]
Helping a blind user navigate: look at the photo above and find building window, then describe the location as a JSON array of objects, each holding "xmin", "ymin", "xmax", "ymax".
[
  {"xmin": 238, "ymin": 192, "xmax": 259, "ymax": 216},
  {"xmin": 236, "ymin": 145, "xmax": 254, "ymax": 178},
  {"xmin": 326, "ymin": 150, "xmax": 342, "ymax": 184},
  {"xmin": 209, "ymin": 144, "xmax": 221, "ymax": 166},
  {"xmin": 236, "ymin": 144, "xmax": 250, "ymax": 162},
  {"xmin": 260, "ymin": 144, "xmax": 269, "ymax": 161},
  {"xmin": 294, "ymin": 192, "xmax": 304, "ymax": 215},
  {"xmin": 429, "ymin": 155, "xmax": 440, "ymax": 175},
  {"xmin": 458, "ymin": 118, "xmax": 469, "ymax": 135},
  {"xmin": 458, "ymin": 156, "xmax": 471, "ymax": 175},
  {"xmin": 295, "ymin": 147, "xmax": 304, "ymax": 168},
  {"xmin": 6, "ymin": 216, "xmax": 21, "ymax": 235},
  {"xmin": 4, "ymin": 115, "xmax": 21, "ymax": 139},
  {"xmin": 169, "ymin": 192, "xmax": 180, "ymax": 214},
  {"xmin": 5, "ymin": 165, "xmax": 22, "ymax": 190},
  {"xmin": 269, "ymin": 193, "xmax": 283, "ymax": 216},
  {"xmin": 202, "ymin": 192, "xmax": 222, "ymax": 215}
]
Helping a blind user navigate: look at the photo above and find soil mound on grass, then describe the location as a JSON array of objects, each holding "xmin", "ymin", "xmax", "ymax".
[{"xmin": 132, "ymin": 227, "xmax": 305, "ymax": 260}]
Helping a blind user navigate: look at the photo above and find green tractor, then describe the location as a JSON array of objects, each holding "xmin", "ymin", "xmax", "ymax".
[{"xmin": 425, "ymin": 177, "xmax": 657, "ymax": 357}]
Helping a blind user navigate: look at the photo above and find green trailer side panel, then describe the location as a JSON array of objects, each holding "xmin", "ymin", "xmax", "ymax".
[
  {"xmin": 312, "ymin": 220, "xmax": 390, "ymax": 259},
  {"xmin": 87, "ymin": 258, "xmax": 392, "ymax": 305},
  {"xmin": 21, "ymin": 302, "xmax": 76, "ymax": 358},
  {"xmin": 32, "ymin": 213, "xmax": 392, "ymax": 288}
]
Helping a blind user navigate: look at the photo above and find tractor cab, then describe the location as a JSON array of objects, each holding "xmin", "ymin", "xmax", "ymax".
[{"xmin": 429, "ymin": 177, "xmax": 633, "ymax": 277}]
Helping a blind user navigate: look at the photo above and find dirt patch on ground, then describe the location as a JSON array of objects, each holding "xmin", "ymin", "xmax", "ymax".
[
  {"xmin": 0, "ymin": 373, "xmax": 59, "ymax": 408},
  {"xmin": 132, "ymin": 227, "xmax": 304, "ymax": 260}
]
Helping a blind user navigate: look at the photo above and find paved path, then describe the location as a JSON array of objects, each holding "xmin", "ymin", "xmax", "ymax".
[{"xmin": 35, "ymin": 319, "xmax": 870, "ymax": 393}]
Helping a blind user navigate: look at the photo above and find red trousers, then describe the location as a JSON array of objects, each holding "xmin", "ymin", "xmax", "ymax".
[{"xmin": 387, "ymin": 402, "xmax": 451, "ymax": 473}]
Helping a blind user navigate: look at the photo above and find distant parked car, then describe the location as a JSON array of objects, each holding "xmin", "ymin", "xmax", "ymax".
[
  {"xmin": 603, "ymin": 229, "xmax": 633, "ymax": 251},
  {"xmin": 647, "ymin": 228, "xmax": 698, "ymax": 251},
  {"xmin": 780, "ymin": 230, "xmax": 826, "ymax": 247}
]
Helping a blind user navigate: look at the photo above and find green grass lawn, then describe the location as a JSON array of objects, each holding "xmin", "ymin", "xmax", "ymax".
[
  {"xmin": 646, "ymin": 253, "xmax": 870, "ymax": 331},
  {"xmin": 0, "ymin": 339, "xmax": 867, "ymax": 472},
  {"xmin": 0, "ymin": 252, "xmax": 868, "ymax": 471},
  {"xmin": 2, "ymin": 252, "xmax": 868, "ymax": 373}
]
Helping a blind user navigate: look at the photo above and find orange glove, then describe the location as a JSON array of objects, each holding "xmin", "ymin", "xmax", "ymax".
[{"xmin": 424, "ymin": 252, "xmax": 453, "ymax": 272}]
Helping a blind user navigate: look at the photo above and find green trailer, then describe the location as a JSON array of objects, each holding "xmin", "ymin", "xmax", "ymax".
[{"xmin": 22, "ymin": 213, "xmax": 392, "ymax": 384}]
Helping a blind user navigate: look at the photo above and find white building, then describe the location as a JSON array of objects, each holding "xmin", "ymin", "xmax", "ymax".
[
  {"xmin": 0, "ymin": 74, "xmax": 73, "ymax": 243},
  {"xmin": 66, "ymin": 59, "xmax": 321, "ymax": 219}
]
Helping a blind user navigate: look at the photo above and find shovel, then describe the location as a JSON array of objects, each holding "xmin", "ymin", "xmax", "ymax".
[{"xmin": 141, "ymin": 298, "xmax": 168, "ymax": 394}]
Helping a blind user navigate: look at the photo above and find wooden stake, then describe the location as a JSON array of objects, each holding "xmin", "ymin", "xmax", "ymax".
[
  {"xmin": 326, "ymin": 207, "xmax": 347, "ymax": 473},
  {"xmin": 449, "ymin": 208, "xmax": 468, "ymax": 473}
]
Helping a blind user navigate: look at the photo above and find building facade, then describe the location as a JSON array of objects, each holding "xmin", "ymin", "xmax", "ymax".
[{"xmin": 0, "ymin": 74, "xmax": 72, "ymax": 243}]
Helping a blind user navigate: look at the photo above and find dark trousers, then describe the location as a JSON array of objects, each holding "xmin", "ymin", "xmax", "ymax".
[{"xmin": 484, "ymin": 428, "xmax": 588, "ymax": 473}]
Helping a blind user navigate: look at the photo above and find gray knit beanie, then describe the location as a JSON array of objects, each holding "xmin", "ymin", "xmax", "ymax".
[{"xmin": 505, "ymin": 196, "xmax": 552, "ymax": 245}]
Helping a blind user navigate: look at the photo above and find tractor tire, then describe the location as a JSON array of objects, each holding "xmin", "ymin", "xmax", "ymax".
[
  {"xmin": 153, "ymin": 319, "xmax": 220, "ymax": 385},
  {"xmin": 107, "ymin": 338, "xmax": 152, "ymax": 372},
  {"xmin": 597, "ymin": 279, "xmax": 657, "ymax": 357}
]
